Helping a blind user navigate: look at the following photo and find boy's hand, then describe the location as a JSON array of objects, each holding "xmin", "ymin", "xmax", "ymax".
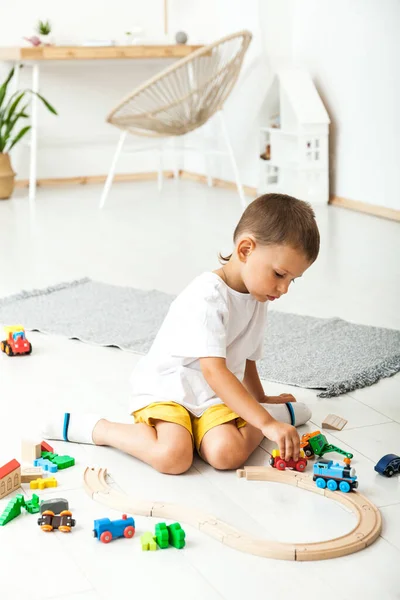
[
  {"xmin": 263, "ymin": 393, "xmax": 296, "ymax": 404},
  {"xmin": 262, "ymin": 421, "xmax": 300, "ymax": 461}
]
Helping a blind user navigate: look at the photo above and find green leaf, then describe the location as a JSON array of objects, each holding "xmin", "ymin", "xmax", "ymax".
[
  {"xmin": 35, "ymin": 92, "xmax": 58, "ymax": 115},
  {"xmin": 4, "ymin": 92, "xmax": 24, "ymax": 122},
  {"xmin": 0, "ymin": 67, "xmax": 15, "ymax": 109},
  {"xmin": 7, "ymin": 125, "xmax": 31, "ymax": 152}
]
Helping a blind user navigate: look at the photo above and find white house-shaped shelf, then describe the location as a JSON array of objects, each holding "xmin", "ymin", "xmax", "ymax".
[{"xmin": 259, "ymin": 69, "xmax": 331, "ymax": 204}]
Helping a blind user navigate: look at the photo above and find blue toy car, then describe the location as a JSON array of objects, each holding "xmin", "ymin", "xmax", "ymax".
[
  {"xmin": 374, "ymin": 454, "xmax": 400, "ymax": 478},
  {"xmin": 93, "ymin": 514, "xmax": 135, "ymax": 543},
  {"xmin": 313, "ymin": 459, "xmax": 358, "ymax": 493}
]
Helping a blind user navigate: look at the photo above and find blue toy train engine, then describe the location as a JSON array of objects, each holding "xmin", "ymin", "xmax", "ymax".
[
  {"xmin": 93, "ymin": 514, "xmax": 136, "ymax": 543},
  {"xmin": 313, "ymin": 459, "xmax": 358, "ymax": 493}
]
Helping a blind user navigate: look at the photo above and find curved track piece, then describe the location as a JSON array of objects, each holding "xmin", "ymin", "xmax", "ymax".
[{"xmin": 83, "ymin": 466, "xmax": 381, "ymax": 561}]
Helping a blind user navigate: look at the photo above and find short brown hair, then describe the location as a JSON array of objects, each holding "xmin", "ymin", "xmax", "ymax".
[{"xmin": 220, "ymin": 193, "xmax": 320, "ymax": 263}]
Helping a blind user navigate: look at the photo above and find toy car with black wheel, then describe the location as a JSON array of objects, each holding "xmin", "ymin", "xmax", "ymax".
[
  {"xmin": 1, "ymin": 325, "xmax": 32, "ymax": 357},
  {"xmin": 374, "ymin": 454, "xmax": 400, "ymax": 477},
  {"xmin": 269, "ymin": 449, "xmax": 308, "ymax": 472},
  {"xmin": 38, "ymin": 510, "xmax": 76, "ymax": 532}
]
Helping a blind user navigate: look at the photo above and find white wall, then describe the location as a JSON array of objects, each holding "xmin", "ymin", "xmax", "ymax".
[
  {"xmin": 2, "ymin": 1, "xmax": 399, "ymax": 210},
  {"xmin": 291, "ymin": 0, "xmax": 400, "ymax": 210}
]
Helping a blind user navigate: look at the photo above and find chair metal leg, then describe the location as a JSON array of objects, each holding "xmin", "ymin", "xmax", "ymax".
[
  {"xmin": 99, "ymin": 131, "xmax": 127, "ymax": 209},
  {"xmin": 218, "ymin": 110, "xmax": 246, "ymax": 209},
  {"xmin": 201, "ymin": 125, "xmax": 213, "ymax": 187},
  {"xmin": 157, "ymin": 147, "xmax": 163, "ymax": 191},
  {"xmin": 172, "ymin": 136, "xmax": 180, "ymax": 179}
]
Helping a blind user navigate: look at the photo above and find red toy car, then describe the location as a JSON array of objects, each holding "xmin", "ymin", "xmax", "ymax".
[
  {"xmin": 269, "ymin": 449, "xmax": 308, "ymax": 472},
  {"xmin": 1, "ymin": 325, "xmax": 32, "ymax": 356}
]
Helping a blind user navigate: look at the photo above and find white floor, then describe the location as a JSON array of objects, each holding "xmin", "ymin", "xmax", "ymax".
[{"xmin": 0, "ymin": 181, "xmax": 399, "ymax": 600}]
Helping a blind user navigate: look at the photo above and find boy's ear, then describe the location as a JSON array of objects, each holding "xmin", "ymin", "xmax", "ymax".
[{"xmin": 237, "ymin": 237, "xmax": 255, "ymax": 262}]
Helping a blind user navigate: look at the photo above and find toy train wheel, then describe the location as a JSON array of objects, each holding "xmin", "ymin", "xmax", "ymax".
[
  {"xmin": 60, "ymin": 510, "xmax": 72, "ymax": 517},
  {"xmin": 339, "ymin": 481, "xmax": 351, "ymax": 493},
  {"xmin": 100, "ymin": 531, "xmax": 112, "ymax": 543},
  {"xmin": 276, "ymin": 459, "xmax": 287, "ymax": 471},
  {"xmin": 386, "ymin": 467, "xmax": 394, "ymax": 477},
  {"xmin": 327, "ymin": 479, "xmax": 338, "ymax": 491},
  {"xmin": 269, "ymin": 457, "xmax": 275, "ymax": 467},
  {"xmin": 316, "ymin": 477, "xmax": 326, "ymax": 489},
  {"xmin": 124, "ymin": 526, "xmax": 135, "ymax": 538},
  {"xmin": 26, "ymin": 343, "xmax": 32, "ymax": 355},
  {"xmin": 295, "ymin": 459, "xmax": 307, "ymax": 472},
  {"xmin": 5, "ymin": 344, "xmax": 13, "ymax": 356},
  {"xmin": 304, "ymin": 445, "xmax": 314, "ymax": 458},
  {"xmin": 0, "ymin": 341, "xmax": 5, "ymax": 352},
  {"xmin": 42, "ymin": 510, "xmax": 55, "ymax": 517},
  {"xmin": 41, "ymin": 524, "xmax": 53, "ymax": 532},
  {"xmin": 59, "ymin": 525, "xmax": 72, "ymax": 533}
]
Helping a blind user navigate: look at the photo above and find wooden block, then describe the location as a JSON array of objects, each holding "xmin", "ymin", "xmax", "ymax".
[
  {"xmin": 322, "ymin": 414, "xmax": 348, "ymax": 431},
  {"xmin": 41, "ymin": 441, "xmax": 54, "ymax": 453},
  {"xmin": 21, "ymin": 466, "xmax": 44, "ymax": 482},
  {"xmin": 21, "ymin": 440, "xmax": 42, "ymax": 462}
]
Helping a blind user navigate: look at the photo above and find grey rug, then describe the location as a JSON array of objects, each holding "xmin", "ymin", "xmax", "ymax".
[{"xmin": 0, "ymin": 277, "xmax": 399, "ymax": 398}]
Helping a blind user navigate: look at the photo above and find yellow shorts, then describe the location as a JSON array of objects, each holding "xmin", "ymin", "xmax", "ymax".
[{"xmin": 132, "ymin": 401, "xmax": 246, "ymax": 454}]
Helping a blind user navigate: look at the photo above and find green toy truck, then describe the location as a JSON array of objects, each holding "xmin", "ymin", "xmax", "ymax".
[{"xmin": 301, "ymin": 431, "xmax": 353, "ymax": 461}]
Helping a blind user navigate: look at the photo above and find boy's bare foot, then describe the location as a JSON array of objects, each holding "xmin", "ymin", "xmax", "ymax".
[{"xmin": 264, "ymin": 393, "xmax": 296, "ymax": 404}]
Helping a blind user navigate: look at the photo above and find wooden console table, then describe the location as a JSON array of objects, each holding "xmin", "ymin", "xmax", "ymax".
[{"xmin": 0, "ymin": 44, "xmax": 202, "ymax": 203}]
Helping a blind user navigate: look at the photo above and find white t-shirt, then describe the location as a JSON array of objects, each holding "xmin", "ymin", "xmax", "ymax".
[{"xmin": 129, "ymin": 272, "xmax": 268, "ymax": 417}]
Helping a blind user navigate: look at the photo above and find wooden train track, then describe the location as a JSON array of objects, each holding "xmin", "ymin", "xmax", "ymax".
[{"xmin": 83, "ymin": 465, "xmax": 381, "ymax": 561}]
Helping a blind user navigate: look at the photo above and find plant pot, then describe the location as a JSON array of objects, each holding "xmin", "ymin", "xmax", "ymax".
[
  {"xmin": 40, "ymin": 34, "xmax": 53, "ymax": 46},
  {"xmin": 0, "ymin": 153, "xmax": 16, "ymax": 200}
]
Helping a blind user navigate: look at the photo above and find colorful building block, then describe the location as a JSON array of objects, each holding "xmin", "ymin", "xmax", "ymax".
[
  {"xmin": 0, "ymin": 459, "xmax": 21, "ymax": 500},
  {"xmin": 41, "ymin": 451, "xmax": 75, "ymax": 470},
  {"xmin": 0, "ymin": 495, "xmax": 24, "ymax": 526},
  {"xmin": 41, "ymin": 451, "xmax": 58, "ymax": 461},
  {"xmin": 141, "ymin": 532, "xmax": 157, "ymax": 551},
  {"xmin": 0, "ymin": 493, "xmax": 40, "ymax": 524},
  {"xmin": 33, "ymin": 458, "xmax": 58, "ymax": 473},
  {"xmin": 21, "ymin": 466, "xmax": 45, "ymax": 483},
  {"xmin": 21, "ymin": 440, "xmax": 42, "ymax": 463},
  {"xmin": 168, "ymin": 523, "xmax": 186, "ymax": 549},
  {"xmin": 155, "ymin": 522, "xmax": 169, "ymax": 548},
  {"xmin": 30, "ymin": 477, "xmax": 57, "ymax": 490},
  {"xmin": 40, "ymin": 498, "xmax": 69, "ymax": 514},
  {"xmin": 51, "ymin": 455, "xmax": 75, "ymax": 470},
  {"xmin": 154, "ymin": 522, "xmax": 186, "ymax": 549},
  {"xmin": 41, "ymin": 441, "xmax": 54, "ymax": 453},
  {"xmin": 25, "ymin": 494, "xmax": 40, "ymax": 514}
]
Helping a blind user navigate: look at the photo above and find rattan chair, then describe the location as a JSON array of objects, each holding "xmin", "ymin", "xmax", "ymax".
[{"xmin": 99, "ymin": 31, "xmax": 252, "ymax": 209}]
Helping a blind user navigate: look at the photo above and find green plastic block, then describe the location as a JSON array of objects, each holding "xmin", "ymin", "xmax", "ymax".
[
  {"xmin": 0, "ymin": 497, "xmax": 23, "ymax": 526},
  {"xmin": 25, "ymin": 493, "xmax": 40, "ymax": 514},
  {"xmin": 141, "ymin": 531, "xmax": 157, "ymax": 551},
  {"xmin": 41, "ymin": 451, "xmax": 57, "ymax": 461},
  {"xmin": 155, "ymin": 522, "xmax": 169, "ymax": 549},
  {"xmin": 51, "ymin": 455, "xmax": 75, "ymax": 470},
  {"xmin": 167, "ymin": 523, "xmax": 186, "ymax": 549}
]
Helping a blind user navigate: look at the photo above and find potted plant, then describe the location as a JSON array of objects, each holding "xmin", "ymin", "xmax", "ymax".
[
  {"xmin": 36, "ymin": 20, "xmax": 52, "ymax": 45},
  {"xmin": 0, "ymin": 67, "xmax": 57, "ymax": 199}
]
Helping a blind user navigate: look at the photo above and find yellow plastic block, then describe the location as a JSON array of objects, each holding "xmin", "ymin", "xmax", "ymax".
[
  {"xmin": 141, "ymin": 531, "xmax": 157, "ymax": 551},
  {"xmin": 30, "ymin": 477, "xmax": 57, "ymax": 490}
]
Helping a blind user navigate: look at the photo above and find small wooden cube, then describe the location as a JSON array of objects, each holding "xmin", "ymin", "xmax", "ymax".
[
  {"xmin": 21, "ymin": 466, "xmax": 44, "ymax": 483},
  {"xmin": 21, "ymin": 440, "xmax": 42, "ymax": 462},
  {"xmin": 322, "ymin": 414, "xmax": 348, "ymax": 431}
]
